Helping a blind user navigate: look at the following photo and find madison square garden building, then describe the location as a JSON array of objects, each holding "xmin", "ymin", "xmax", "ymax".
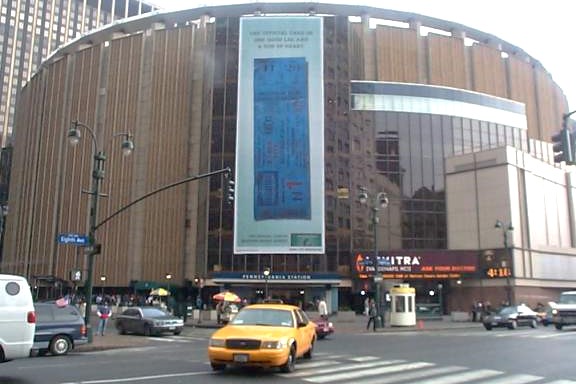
[{"xmin": 3, "ymin": 3, "xmax": 576, "ymax": 314}]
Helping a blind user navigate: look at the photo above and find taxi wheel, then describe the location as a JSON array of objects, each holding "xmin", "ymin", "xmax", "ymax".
[
  {"xmin": 483, "ymin": 324, "xmax": 492, "ymax": 331},
  {"xmin": 508, "ymin": 320, "xmax": 517, "ymax": 330},
  {"xmin": 211, "ymin": 363, "xmax": 226, "ymax": 371},
  {"xmin": 303, "ymin": 340, "xmax": 314, "ymax": 359},
  {"xmin": 280, "ymin": 345, "xmax": 296, "ymax": 373},
  {"xmin": 530, "ymin": 319, "xmax": 538, "ymax": 328}
]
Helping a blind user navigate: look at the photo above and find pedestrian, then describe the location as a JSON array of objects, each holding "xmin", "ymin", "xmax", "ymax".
[
  {"xmin": 318, "ymin": 297, "xmax": 328, "ymax": 320},
  {"xmin": 96, "ymin": 302, "xmax": 111, "ymax": 336},
  {"xmin": 366, "ymin": 298, "xmax": 377, "ymax": 332},
  {"xmin": 364, "ymin": 296, "xmax": 370, "ymax": 316}
]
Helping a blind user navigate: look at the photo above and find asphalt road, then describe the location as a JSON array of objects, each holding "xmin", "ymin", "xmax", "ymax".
[{"xmin": 2, "ymin": 326, "xmax": 576, "ymax": 383}]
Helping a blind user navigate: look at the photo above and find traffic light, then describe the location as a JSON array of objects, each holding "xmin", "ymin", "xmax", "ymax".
[
  {"xmin": 225, "ymin": 176, "xmax": 235, "ymax": 204},
  {"xmin": 551, "ymin": 128, "xmax": 574, "ymax": 164}
]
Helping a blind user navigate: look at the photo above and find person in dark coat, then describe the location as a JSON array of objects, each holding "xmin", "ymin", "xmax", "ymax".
[{"xmin": 366, "ymin": 299, "xmax": 378, "ymax": 332}]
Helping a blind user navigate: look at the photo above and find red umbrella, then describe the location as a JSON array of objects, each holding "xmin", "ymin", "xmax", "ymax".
[{"xmin": 212, "ymin": 291, "xmax": 241, "ymax": 302}]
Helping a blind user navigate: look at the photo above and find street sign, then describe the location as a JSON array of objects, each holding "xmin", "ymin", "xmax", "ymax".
[{"xmin": 57, "ymin": 233, "xmax": 89, "ymax": 246}]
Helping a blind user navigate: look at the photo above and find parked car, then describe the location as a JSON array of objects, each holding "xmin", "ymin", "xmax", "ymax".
[
  {"xmin": 483, "ymin": 304, "xmax": 539, "ymax": 330},
  {"xmin": 32, "ymin": 301, "xmax": 87, "ymax": 356},
  {"xmin": 115, "ymin": 306, "xmax": 184, "ymax": 336},
  {"xmin": 0, "ymin": 274, "xmax": 36, "ymax": 363},
  {"xmin": 208, "ymin": 303, "xmax": 316, "ymax": 372},
  {"xmin": 535, "ymin": 303, "xmax": 554, "ymax": 326},
  {"xmin": 314, "ymin": 317, "xmax": 334, "ymax": 339}
]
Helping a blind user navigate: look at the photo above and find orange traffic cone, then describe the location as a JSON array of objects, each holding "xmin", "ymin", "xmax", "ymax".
[{"xmin": 417, "ymin": 320, "xmax": 424, "ymax": 329}]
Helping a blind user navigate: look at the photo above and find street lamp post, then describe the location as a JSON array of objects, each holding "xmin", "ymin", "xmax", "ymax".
[
  {"xmin": 166, "ymin": 273, "xmax": 172, "ymax": 293},
  {"xmin": 358, "ymin": 187, "xmax": 389, "ymax": 328},
  {"xmin": 99, "ymin": 275, "xmax": 106, "ymax": 297},
  {"xmin": 263, "ymin": 267, "xmax": 271, "ymax": 299},
  {"xmin": 494, "ymin": 220, "xmax": 514, "ymax": 306},
  {"xmin": 67, "ymin": 120, "xmax": 133, "ymax": 343},
  {"xmin": 437, "ymin": 283, "xmax": 443, "ymax": 316}
]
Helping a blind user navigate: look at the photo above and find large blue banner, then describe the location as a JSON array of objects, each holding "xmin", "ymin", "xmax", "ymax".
[{"xmin": 253, "ymin": 57, "xmax": 311, "ymax": 221}]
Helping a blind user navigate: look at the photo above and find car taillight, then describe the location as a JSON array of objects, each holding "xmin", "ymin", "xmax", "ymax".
[
  {"xmin": 27, "ymin": 311, "xmax": 36, "ymax": 323},
  {"xmin": 80, "ymin": 325, "xmax": 87, "ymax": 336}
]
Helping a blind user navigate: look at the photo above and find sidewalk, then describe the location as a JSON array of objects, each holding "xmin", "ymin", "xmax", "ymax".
[
  {"xmin": 189, "ymin": 313, "xmax": 483, "ymax": 333},
  {"xmin": 75, "ymin": 313, "xmax": 482, "ymax": 353}
]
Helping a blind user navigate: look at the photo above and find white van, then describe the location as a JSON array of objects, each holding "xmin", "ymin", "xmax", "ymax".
[{"xmin": 0, "ymin": 274, "xmax": 36, "ymax": 362}]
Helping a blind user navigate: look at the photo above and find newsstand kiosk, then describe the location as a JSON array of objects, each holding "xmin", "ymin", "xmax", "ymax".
[{"xmin": 389, "ymin": 284, "xmax": 416, "ymax": 327}]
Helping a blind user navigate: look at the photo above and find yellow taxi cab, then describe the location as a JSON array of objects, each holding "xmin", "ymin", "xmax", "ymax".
[{"xmin": 208, "ymin": 303, "xmax": 316, "ymax": 372}]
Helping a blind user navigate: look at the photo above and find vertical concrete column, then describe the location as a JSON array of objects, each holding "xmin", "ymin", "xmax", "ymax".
[
  {"xmin": 409, "ymin": 19, "xmax": 427, "ymax": 84},
  {"xmin": 361, "ymin": 13, "xmax": 376, "ymax": 80},
  {"xmin": 127, "ymin": 29, "xmax": 155, "ymax": 283}
]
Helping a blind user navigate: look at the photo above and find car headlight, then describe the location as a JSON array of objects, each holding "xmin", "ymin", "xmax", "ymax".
[
  {"xmin": 552, "ymin": 309, "xmax": 558, "ymax": 315},
  {"xmin": 328, "ymin": 322, "xmax": 333, "ymax": 328},
  {"xmin": 210, "ymin": 338, "xmax": 226, "ymax": 347},
  {"xmin": 261, "ymin": 340, "xmax": 285, "ymax": 350}
]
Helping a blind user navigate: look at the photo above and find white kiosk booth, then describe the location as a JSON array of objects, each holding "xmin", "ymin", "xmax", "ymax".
[{"xmin": 389, "ymin": 284, "xmax": 416, "ymax": 327}]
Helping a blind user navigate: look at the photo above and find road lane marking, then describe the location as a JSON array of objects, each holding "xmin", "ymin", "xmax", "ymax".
[
  {"xmin": 349, "ymin": 356, "xmax": 380, "ymax": 362},
  {"xmin": 409, "ymin": 369, "xmax": 503, "ymax": 384},
  {"xmin": 304, "ymin": 361, "xmax": 434, "ymax": 383},
  {"xmin": 60, "ymin": 370, "xmax": 212, "ymax": 384},
  {"xmin": 297, "ymin": 360, "xmax": 341, "ymax": 368},
  {"xmin": 358, "ymin": 366, "xmax": 468, "ymax": 384},
  {"xmin": 546, "ymin": 381, "xmax": 576, "ymax": 384},
  {"xmin": 283, "ymin": 359, "xmax": 405, "ymax": 378},
  {"xmin": 474, "ymin": 374, "xmax": 543, "ymax": 384}
]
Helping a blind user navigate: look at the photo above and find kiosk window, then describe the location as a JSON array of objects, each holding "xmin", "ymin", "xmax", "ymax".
[{"xmin": 395, "ymin": 296, "xmax": 406, "ymax": 312}]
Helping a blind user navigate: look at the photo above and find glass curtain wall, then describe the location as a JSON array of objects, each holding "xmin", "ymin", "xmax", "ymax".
[{"xmin": 372, "ymin": 110, "xmax": 528, "ymax": 250}]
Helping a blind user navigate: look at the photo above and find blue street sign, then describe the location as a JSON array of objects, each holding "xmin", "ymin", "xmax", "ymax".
[{"xmin": 57, "ymin": 233, "xmax": 89, "ymax": 246}]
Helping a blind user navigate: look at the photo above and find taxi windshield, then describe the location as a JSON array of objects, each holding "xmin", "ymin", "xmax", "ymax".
[{"xmin": 230, "ymin": 308, "xmax": 294, "ymax": 327}]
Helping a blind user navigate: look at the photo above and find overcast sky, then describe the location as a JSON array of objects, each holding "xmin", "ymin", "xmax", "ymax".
[{"xmin": 153, "ymin": 0, "xmax": 576, "ymax": 114}]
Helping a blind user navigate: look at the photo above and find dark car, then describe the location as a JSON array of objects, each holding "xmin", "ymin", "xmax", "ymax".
[
  {"xmin": 314, "ymin": 317, "xmax": 334, "ymax": 339},
  {"xmin": 483, "ymin": 304, "xmax": 539, "ymax": 330},
  {"xmin": 115, "ymin": 306, "xmax": 184, "ymax": 336},
  {"xmin": 32, "ymin": 302, "xmax": 87, "ymax": 356}
]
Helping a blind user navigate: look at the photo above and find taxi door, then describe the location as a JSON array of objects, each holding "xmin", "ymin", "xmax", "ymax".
[{"xmin": 294, "ymin": 309, "xmax": 315, "ymax": 357}]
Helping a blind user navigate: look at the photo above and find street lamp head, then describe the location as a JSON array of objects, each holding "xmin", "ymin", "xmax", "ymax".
[
  {"xmin": 100, "ymin": 275, "xmax": 106, "ymax": 282},
  {"xmin": 121, "ymin": 136, "xmax": 134, "ymax": 156},
  {"xmin": 263, "ymin": 267, "xmax": 271, "ymax": 277},
  {"xmin": 166, "ymin": 273, "xmax": 172, "ymax": 280},
  {"xmin": 495, "ymin": 220, "xmax": 513, "ymax": 231},
  {"xmin": 377, "ymin": 193, "xmax": 389, "ymax": 209},
  {"xmin": 67, "ymin": 126, "xmax": 81, "ymax": 146},
  {"xmin": 358, "ymin": 188, "xmax": 368, "ymax": 204}
]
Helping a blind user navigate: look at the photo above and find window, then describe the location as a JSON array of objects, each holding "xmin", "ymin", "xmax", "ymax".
[{"xmin": 53, "ymin": 306, "xmax": 81, "ymax": 321}]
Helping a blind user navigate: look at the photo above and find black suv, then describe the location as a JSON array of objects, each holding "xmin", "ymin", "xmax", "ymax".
[{"xmin": 32, "ymin": 302, "xmax": 87, "ymax": 356}]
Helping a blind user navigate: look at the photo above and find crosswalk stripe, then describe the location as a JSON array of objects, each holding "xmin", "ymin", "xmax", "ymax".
[
  {"xmin": 351, "ymin": 366, "xmax": 468, "ymax": 384},
  {"xmin": 407, "ymin": 368, "xmax": 503, "ymax": 384},
  {"xmin": 474, "ymin": 374, "xmax": 543, "ymax": 384},
  {"xmin": 535, "ymin": 333, "xmax": 568, "ymax": 339},
  {"xmin": 546, "ymin": 381, "xmax": 576, "ymax": 384},
  {"xmin": 349, "ymin": 356, "xmax": 380, "ymax": 362},
  {"xmin": 304, "ymin": 361, "xmax": 434, "ymax": 383},
  {"xmin": 297, "ymin": 360, "xmax": 340, "ymax": 369},
  {"xmin": 284, "ymin": 359, "xmax": 405, "ymax": 378}
]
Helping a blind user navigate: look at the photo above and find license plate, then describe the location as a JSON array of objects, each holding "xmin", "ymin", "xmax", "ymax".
[
  {"xmin": 169, "ymin": 326, "xmax": 175, "ymax": 330},
  {"xmin": 233, "ymin": 354, "xmax": 249, "ymax": 363}
]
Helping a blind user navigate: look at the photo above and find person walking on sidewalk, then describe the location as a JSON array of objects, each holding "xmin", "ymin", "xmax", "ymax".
[
  {"xmin": 318, "ymin": 297, "xmax": 328, "ymax": 320},
  {"xmin": 366, "ymin": 298, "xmax": 378, "ymax": 332},
  {"xmin": 96, "ymin": 302, "xmax": 111, "ymax": 336}
]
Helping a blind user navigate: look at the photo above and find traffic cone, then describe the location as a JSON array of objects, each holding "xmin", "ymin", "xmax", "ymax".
[{"xmin": 417, "ymin": 320, "xmax": 424, "ymax": 329}]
